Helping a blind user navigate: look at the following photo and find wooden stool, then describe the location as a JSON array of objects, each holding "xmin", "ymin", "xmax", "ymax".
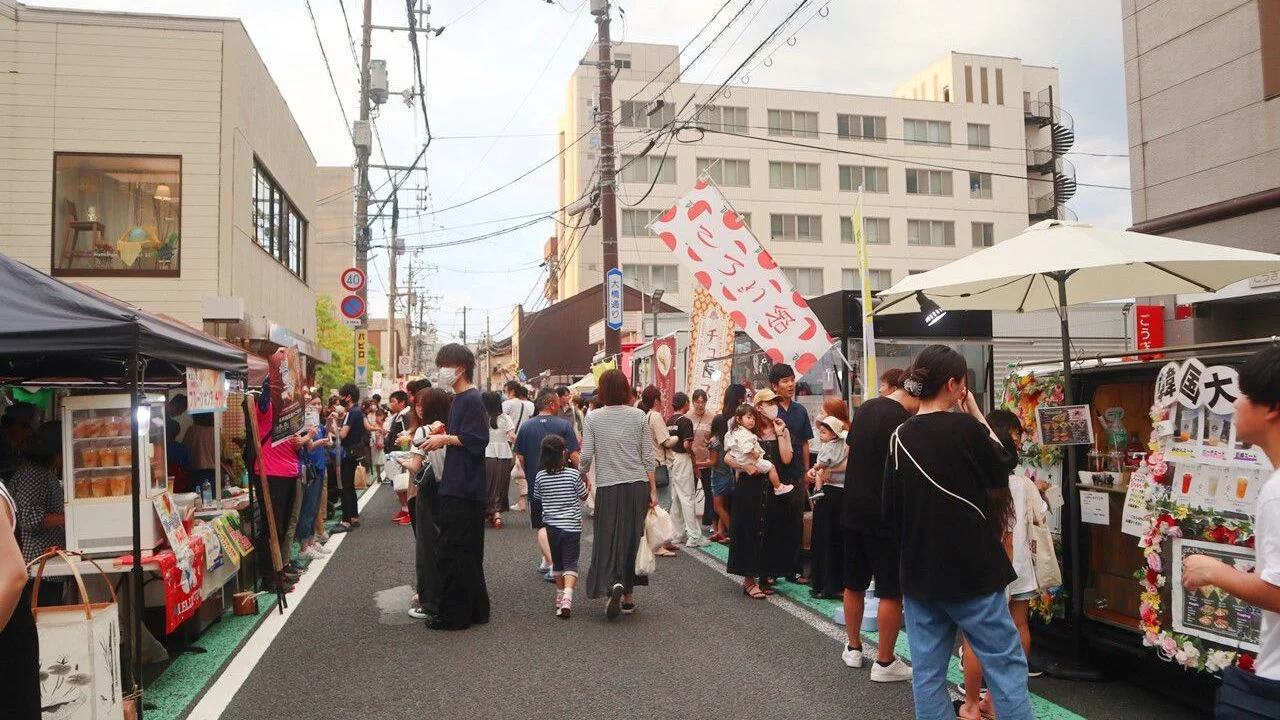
[{"xmin": 59, "ymin": 199, "xmax": 106, "ymax": 269}]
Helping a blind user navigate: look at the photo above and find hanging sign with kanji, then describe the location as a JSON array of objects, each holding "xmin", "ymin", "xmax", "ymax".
[
  {"xmin": 649, "ymin": 180, "xmax": 834, "ymax": 375},
  {"xmin": 1154, "ymin": 357, "xmax": 1268, "ymax": 468}
]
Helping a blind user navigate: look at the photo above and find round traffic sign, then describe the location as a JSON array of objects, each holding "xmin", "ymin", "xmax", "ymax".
[
  {"xmin": 340, "ymin": 267, "xmax": 366, "ymax": 292},
  {"xmin": 340, "ymin": 294, "xmax": 366, "ymax": 320}
]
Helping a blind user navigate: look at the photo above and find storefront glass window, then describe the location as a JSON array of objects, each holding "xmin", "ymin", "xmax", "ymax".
[{"xmin": 52, "ymin": 153, "xmax": 182, "ymax": 276}]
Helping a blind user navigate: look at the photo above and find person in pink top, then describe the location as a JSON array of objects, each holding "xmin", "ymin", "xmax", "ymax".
[{"xmin": 253, "ymin": 373, "xmax": 312, "ymax": 593}]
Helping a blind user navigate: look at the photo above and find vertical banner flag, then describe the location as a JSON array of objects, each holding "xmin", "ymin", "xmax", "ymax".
[
  {"xmin": 687, "ymin": 287, "xmax": 736, "ymax": 413},
  {"xmin": 854, "ymin": 188, "xmax": 876, "ymax": 400},
  {"xmin": 653, "ymin": 335, "xmax": 677, "ymax": 417},
  {"xmin": 269, "ymin": 346, "xmax": 305, "ymax": 443},
  {"xmin": 1136, "ymin": 304, "xmax": 1165, "ymax": 360},
  {"xmin": 650, "ymin": 180, "xmax": 834, "ymax": 375}
]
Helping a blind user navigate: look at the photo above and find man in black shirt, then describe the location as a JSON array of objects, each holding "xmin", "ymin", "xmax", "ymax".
[
  {"xmin": 840, "ymin": 384, "xmax": 918, "ymax": 682},
  {"xmin": 665, "ymin": 392, "xmax": 705, "ymax": 547},
  {"xmin": 335, "ymin": 383, "xmax": 366, "ymax": 532}
]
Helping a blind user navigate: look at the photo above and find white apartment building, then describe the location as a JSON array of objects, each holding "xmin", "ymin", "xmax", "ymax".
[
  {"xmin": 552, "ymin": 43, "xmax": 1074, "ymax": 311},
  {"xmin": 0, "ymin": 1, "xmax": 327, "ymax": 361}
]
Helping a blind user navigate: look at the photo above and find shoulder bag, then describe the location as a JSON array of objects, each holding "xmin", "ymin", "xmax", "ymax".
[{"xmin": 1023, "ymin": 477, "xmax": 1063, "ymax": 591}]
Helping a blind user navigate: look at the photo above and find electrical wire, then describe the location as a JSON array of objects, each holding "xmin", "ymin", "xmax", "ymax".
[
  {"xmin": 303, "ymin": 0, "xmax": 354, "ymax": 141},
  {"xmin": 446, "ymin": 0, "xmax": 491, "ymax": 25}
]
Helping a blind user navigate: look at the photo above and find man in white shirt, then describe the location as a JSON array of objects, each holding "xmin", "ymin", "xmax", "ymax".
[
  {"xmin": 1183, "ymin": 347, "xmax": 1280, "ymax": 689},
  {"xmin": 502, "ymin": 381, "xmax": 535, "ymax": 511}
]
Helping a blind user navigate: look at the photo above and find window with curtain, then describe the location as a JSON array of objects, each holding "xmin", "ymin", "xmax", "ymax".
[
  {"xmin": 905, "ymin": 168, "xmax": 953, "ymax": 196},
  {"xmin": 620, "ymin": 155, "xmax": 676, "ymax": 184},
  {"xmin": 697, "ymin": 158, "xmax": 750, "ymax": 187},
  {"xmin": 907, "ymin": 219, "xmax": 955, "ymax": 247},
  {"xmin": 969, "ymin": 172, "xmax": 994, "ymax": 199},
  {"xmin": 972, "ymin": 221, "xmax": 995, "ymax": 247},
  {"xmin": 842, "ymin": 268, "xmax": 892, "ymax": 292},
  {"xmin": 768, "ymin": 109, "xmax": 819, "ymax": 137},
  {"xmin": 838, "ymin": 165, "xmax": 889, "ymax": 193},
  {"xmin": 782, "ymin": 267, "xmax": 824, "ymax": 295},
  {"xmin": 967, "ymin": 123, "xmax": 991, "ymax": 149},
  {"xmin": 840, "ymin": 216, "xmax": 890, "ymax": 244},
  {"xmin": 903, "ymin": 118, "xmax": 951, "ymax": 146},
  {"xmin": 770, "ymin": 214, "xmax": 823, "ymax": 242},
  {"xmin": 620, "ymin": 209, "xmax": 662, "ymax": 236},
  {"xmin": 769, "ymin": 161, "xmax": 821, "ymax": 190},
  {"xmin": 836, "ymin": 113, "xmax": 887, "ymax": 140}
]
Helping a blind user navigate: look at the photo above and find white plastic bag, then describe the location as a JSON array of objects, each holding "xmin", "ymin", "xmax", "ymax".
[
  {"xmin": 644, "ymin": 505, "xmax": 674, "ymax": 551},
  {"xmin": 635, "ymin": 529, "xmax": 656, "ymax": 577}
]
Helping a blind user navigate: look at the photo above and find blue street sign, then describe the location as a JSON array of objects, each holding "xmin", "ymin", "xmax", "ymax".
[
  {"xmin": 606, "ymin": 268, "xmax": 624, "ymax": 331},
  {"xmin": 340, "ymin": 294, "xmax": 366, "ymax": 320}
]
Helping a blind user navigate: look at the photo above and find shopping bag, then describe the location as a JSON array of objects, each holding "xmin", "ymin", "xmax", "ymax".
[
  {"xmin": 1026, "ymin": 480, "xmax": 1063, "ymax": 590},
  {"xmin": 636, "ymin": 523, "xmax": 657, "ymax": 577},
  {"xmin": 644, "ymin": 505, "xmax": 674, "ymax": 551},
  {"xmin": 354, "ymin": 463, "xmax": 369, "ymax": 490},
  {"xmin": 29, "ymin": 549, "xmax": 125, "ymax": 720}
]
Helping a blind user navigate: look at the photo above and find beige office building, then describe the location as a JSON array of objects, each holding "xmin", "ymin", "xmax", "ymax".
[
  {"xmin": 551, "ymin": 43, "xmax": 1074, "ymax": 310},
  {"xmin": 1122, "ymin": 0, "xmax": 1280, "ymax": 340},
  {"xmin": 313, "ymin": 166, "xmax": 357, "ymax": 305},
  {"xmin": 0, "ymin": 1, "xmax": 327, "ymax": 360}
]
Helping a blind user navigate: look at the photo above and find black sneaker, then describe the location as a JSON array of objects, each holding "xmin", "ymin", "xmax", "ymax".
[{"xmin": 606, "ymin": 583, "xmax": 624, "ymax": 619}]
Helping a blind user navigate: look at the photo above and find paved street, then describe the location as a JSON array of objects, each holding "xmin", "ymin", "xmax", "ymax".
[{"xmin": 211, "ymin": 487, "xmax": 1203, "ymax": 720}]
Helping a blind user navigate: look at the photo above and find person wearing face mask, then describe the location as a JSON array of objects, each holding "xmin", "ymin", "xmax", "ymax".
[
  {"xmin": 883, "ymin": 345, "xmax": 1029, "ymax": 720},
  {"xmin": 768, "ymin": 363, "xmax": 813, "ymax": 585},
  {"xmin": 418, "ymin": 344, "xmax": 492, "ymax": 630}
]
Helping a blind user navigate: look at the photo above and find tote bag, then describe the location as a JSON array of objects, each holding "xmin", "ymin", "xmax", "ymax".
[{"xmin": 1024, "ymin": 479, "xmax": 1063, "ymax": 591}]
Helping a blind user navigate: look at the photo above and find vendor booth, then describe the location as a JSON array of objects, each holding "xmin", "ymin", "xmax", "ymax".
[{"xmin": 0, "ymin": 251, "xmax": 254, "ymax": 718}]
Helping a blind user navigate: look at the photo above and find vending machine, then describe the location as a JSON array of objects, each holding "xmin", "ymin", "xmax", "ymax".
[{"xmin": 61, "ymin": 393, "xmax": 168, "ymax": 554}]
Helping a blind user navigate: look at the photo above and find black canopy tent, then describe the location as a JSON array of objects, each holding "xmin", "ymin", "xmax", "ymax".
[{"xmin": 0, "ymin": 252, "xmax": 246, "ymax": 717}]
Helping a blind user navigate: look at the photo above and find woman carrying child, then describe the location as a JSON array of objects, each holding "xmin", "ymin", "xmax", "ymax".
[
  {"xmin": 531, "ymin": 435, "xmax": 588, "ymax": 618},
  {"xmin": 807, "ymin": 415, "xmax": 848, "ymax": 599},
  {"xmin": 726, "ymin": 389, "xmax": 795, "ymax": 599}
]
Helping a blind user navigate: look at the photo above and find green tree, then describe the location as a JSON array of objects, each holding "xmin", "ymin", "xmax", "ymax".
[{"xmin": 315, "ymin": 295, "xmax": 381, "ymax": 394}]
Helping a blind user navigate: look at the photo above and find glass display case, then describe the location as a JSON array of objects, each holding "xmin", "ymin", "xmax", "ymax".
[{"xmin": 62, "ymin": 393, "xmax": 167, "ymax": 554}]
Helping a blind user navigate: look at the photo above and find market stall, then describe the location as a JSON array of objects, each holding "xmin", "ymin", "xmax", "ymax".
[{"xmin": 0, "ymin": 251, "xmax": 249, "ymax": 718}]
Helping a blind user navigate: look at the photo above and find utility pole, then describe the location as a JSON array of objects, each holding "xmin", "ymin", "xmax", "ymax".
[
  {"xmin": 387, "ymin": 194, "xmax": 399, "ymax": 384},
  {"xmin": 355, "ymin": 0, "xmax": 374, "ymax": 335},
  {"xmin": 484, "ymin": 313, "xmax": 492, "ymax": 390},
  {"xmin": 593, "ymin": 0, "xmax": 620, "ymax": 358},
  {"xmin": 460, "ymin": 306, "xmax": 467, "ymax": 346}
]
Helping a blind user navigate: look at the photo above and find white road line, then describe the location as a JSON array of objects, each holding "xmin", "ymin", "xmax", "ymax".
[{"xmin": 187, "ymin": 483, "xmax": 382, "ymax": 720}]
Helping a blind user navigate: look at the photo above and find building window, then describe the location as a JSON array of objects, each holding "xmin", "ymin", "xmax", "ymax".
[
  {"xmin": 769, "ymin": 161, "xmax": 821, "ymax": 190},
  {"xmin": 619, "ymin": 100, "xmax": 673, "ymax": 130},
  {"xmin": 694, "ymin": 104, "xmax": 748, "ymax": 133},
  {"xmin": 252, "ymin": 160, "xmax": 308, "ymax": 280},
  {"xmin": 967, "ymin": 123, "xmax": 991, "ymax": 149},
  {"xmin": 903, "ymin": 118, "xmax": 951, "ymax": 146},
  {"xmin": 995, "ymin": 68, "xmax": 1005, "ymax": 105},
  {"xmin": 907, "ymin": 219, "xmax": 955, "ymax": 247},
  {"xmin": 964, "ymin": 65, "xmax": 973, "ymax": 102},
  {"xmin": 842, "ymin": 268, "xmax": 893, "ymax": 292},
  {"xmin": 621, "ymin": 209, "xmax": 662, "ymax": 236},
  {"xmin": 838, "ymin": 165, "xmax": 889, "ymax": 193},
  {"xmin": 980, "ymin": 67, "xmax": 990, "ymax": 104},
  {"xmin": 840, "ymin": 216, "xmax": 890, "ymax": 244},
  {"xmin": 905, "ymin": 168, "xmax": 953, "ymax": 196},
  {"xmin": 614, "ymin": 55, "xmax": 632, "ymax": 69},
  {"xmin": 696, "ymin": 158, "xmax": 750, "ymax": 187},
  {"xmin": 738, "ymin": 212, "xmax": 752, "ymax": 228},
  {"xmin": 620, "ymin": 154, "xmax": 676, "ymax": 184},
  {"xmin": 52, "ymin": 153, "xmax": 183, "ymax": 277},
  {"xmin": 969, "ymin": 172, "xmax": 994, "ymax": 199},
  {"xmin": 770, "ymin": 214, "xmax": 822, "ymax": 242},
  {"xmin": 622, "ymin": 263, "xmax": 679, "ymax": 293},
  {"xmin": 783, "ymin": 267, "xmax": 825, "ymax": 295},
  {"xmin": 836, "ymin": 113, "xmax": 887, "ymax": 141},
  {"xmin": 972, "ymin": 221, "xmax": 995, "ymax": 248},
  {"xmin": 767, "ymin": 109, "xmax": 819, "ymax": 137}
]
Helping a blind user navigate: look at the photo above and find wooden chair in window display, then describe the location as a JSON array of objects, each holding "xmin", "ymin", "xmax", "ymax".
[{"xmin": 59, "ymin": 199, "xmax": 110, "ymax": 269}]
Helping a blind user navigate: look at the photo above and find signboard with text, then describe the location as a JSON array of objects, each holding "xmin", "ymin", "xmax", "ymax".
[
  {"xmin": 686, "ymin": 287, "xmax": 735, "ymax": 413},
  {"xmin": 185, "ymin": 368, "xmax": 227, "ymax": 414},
  {"xmin": 605, "ymin": 268, "xmax": 624, "ymax": 331},
  {"xmin": 1172, "ymin": 539, "xmax": 1262, "ymax": 652},
  {"xmin": 268, "ymin": 346, "xmax": 305, "ymax": 443},
  {"xmin": 1135, "ymin": 304, "xmax": 1164, "ymax": 358},
  {"xmin": 355, "ymin": 329, "xmax": 369, "ymax": 387}
]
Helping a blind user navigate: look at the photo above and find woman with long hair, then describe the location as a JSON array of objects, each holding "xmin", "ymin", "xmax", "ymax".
[
  {"xmin": 401, "ymin": 387, "xmax": 452, "ymax": 621},
  {"xmin": 581, "ymin": 369, "xmax": 658, "ymax": 619},
  {"xmin": 706, "ymin": 384, "xmax": 747, "ymax": 543},
  {"xmin": 725, "ymin": 388, "xmax": 794, "ymax": 599},
  {"xmin": 884, "ymin": 344, "xmax": 1031, "ymax": 720},
  {"xmin": 638, "ymin": 385, "xmax": 678, "ymax": 555},
  {"xmin": 481, "ymin": 391, "xmax": 515, "ymax": 529}
]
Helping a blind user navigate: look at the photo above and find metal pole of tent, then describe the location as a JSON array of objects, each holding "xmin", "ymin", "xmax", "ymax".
[{"xmin": 127, "ymin": 335, "xmax": 145, "ymax": 718}]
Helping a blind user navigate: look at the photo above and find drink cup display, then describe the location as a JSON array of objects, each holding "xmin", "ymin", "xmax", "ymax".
[
  {"xmin": 1206, "ymin": 474, "xmax": 1220, "ymax": 498},
  {"xmin": 1182, "ymin": 473, "xmax": 1194, "ymax": 495},
  {"xmin": 1237, "ymin": 476, "xmax": 1249, "ymax": 500}
]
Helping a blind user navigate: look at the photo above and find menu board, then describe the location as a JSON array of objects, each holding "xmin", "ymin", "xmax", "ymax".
[
  {"xmin": 1171, "ymin": 463, "xmax": 1269, "ymax": 515},
  {"xmin": 1171, "ymin": 539, "xmax": 1262, "ymax": 652},
  {"xmin": 1158, "ymin": 360, "xmax": 1270, "ymax": 470},
  {"xmin": 1036, "ymin": 405, "xmax": 1095, "ymax": 446}
]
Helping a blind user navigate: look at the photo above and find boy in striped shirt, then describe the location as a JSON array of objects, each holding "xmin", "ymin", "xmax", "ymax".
[{"xmin": 532, "ymin": 434, "xmax": 587, "ymax": 618}]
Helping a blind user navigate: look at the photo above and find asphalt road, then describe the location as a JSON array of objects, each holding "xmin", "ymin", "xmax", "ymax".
[{"xmin": 218, "ymin": 487, "xmax": 1205, "ymax": 720}]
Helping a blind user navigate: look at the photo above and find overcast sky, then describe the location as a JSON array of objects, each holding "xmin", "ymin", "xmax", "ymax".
[{"xmin": 40, "ymin": 0, "xmax": 1132, "ymax": 343}]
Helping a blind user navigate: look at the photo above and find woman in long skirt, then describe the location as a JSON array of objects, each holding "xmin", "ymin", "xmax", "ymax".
[
  {"xmin": 481, "ymin": 391, "xmax": 515, "ymax": 528},
  {"xmin": 726, "ymin": 389, "xmax": 794, "ymax": 598},
  {"xmin": 582, "ymin": 370, "xmax": 658, "ymax": 619},
  {"xmin": 402, "ymin": 387, "xmax": 451, "ymax": 620}
]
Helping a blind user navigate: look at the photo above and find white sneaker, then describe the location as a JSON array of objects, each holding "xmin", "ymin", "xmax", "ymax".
[
  {"xmin": 312, "ymin": 543, "xmax": 331, "ymax": 555},
  {"xmin": 300, "ymin": 546, "xmax": 322, "ymax": 561},
  {"xmin": 841, "ymin": 645, "xmax": 865, "ymax": 668},
  {"xmin": 686, "ymin": 537, "xmax": 710, "ymax": 548},
  {"xmin": 870, "ymin": 658, "xmax": 913, "ymax": 683}
]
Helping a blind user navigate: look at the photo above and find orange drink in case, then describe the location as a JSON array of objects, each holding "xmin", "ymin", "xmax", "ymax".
[
  {"xmin": 1237, "ymin": 476, "xmax": 1250, "ymax": 500},
  {"xmin": 92, "ymin": 475, "xmax": 110, "ymax": 498},
  {"xmin": 110, "ymin": 473, "xmax": 129, "ymax": 496}
]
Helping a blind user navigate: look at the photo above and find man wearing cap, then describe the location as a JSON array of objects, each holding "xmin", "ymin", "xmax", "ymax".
[
  {"xmin": 0, "ymin": 403, "xmax": 37, "ymax": 481},
  {"xmin": 8, "ymin": 422, "xmax": 66, "ymax": 605}
]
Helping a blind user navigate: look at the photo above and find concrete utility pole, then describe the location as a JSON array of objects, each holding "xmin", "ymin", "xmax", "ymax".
[
  {"xmin": 460, "ymin": 306, "xmax": 467, "ymax": 346},
  {"xmin": 355, "ymin": 0, "xmax": 374, "ymax": 333},
  {"xmin": 387, "ymin": 194, "xmax": 400, "ymax": 384},
  {"xmin": 593, "ymin": 0, "xmax": 620, "ymax": 358},
  {"xmin": 484, "ymin": 313, "xmax": 491, "ymax": 390}
]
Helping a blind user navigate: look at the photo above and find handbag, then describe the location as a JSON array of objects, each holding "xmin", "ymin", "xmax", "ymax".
[
  {"xmin": 1025, "ymin": 478, "xmax": 1063, "ymax": 591},
  {"xmin": 636, "ymin": 510, "xmax": 658, "ymax": 577},
  {"xmin": 1217, "ymin": 666, "xmax": 1280, "ymax": 719}
]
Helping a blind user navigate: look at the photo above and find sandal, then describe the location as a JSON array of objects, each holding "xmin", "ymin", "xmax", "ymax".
[
  {"xmin": 655, "ymin": 548, "xmax": 677, "ymax": 558},
  {"xmin": 758, "ymin": 580, "xmax": 777, "ymax": 596},
  {"xmin": 743, "ymin": 582, "xmax": 767, "ymax": 600}
]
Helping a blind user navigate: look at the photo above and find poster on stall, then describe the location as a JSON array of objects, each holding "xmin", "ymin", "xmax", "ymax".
[
  {"xmin": 186, "ymin": 368, "xmax": 227, "ymax": 414},
  {"xmin": 1079, "ymin": 490, "xmax": 1111, "ymax": 525},
  {"xmin": 269, "ymin": 346, "xmax": 305, "ymax": 444},
  {"xmin": 686, "ymin": 287, "xmax": 735, "ymax": 413},
  {"xmin": 1169, "ymin": 404, "xmax": 1202, "ymax": 460},
  {"xmin": 152, "ymin": 491, "xmax": 190, "ymax": 552},
  {"xmin": 1171, "ymin": 539, "xmax": 1262, "ymax": 652},
  {"xmin": 1036, "ymin": 405, "xmax": 1095, "ymax": 446},
  {"xmin": 1121, "ymin": 471, "xmax": 1151, "ymax": 536},
  {"xmin": 648, "ymin": 180, "xmax": 834, "ymax": 376},
  {"xmin": 653, "ymin": 335, "xmax": 677, "ymax": 417}
]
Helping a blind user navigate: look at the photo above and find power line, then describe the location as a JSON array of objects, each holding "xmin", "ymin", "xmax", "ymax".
[{"xmin": 303, "ymin": 0, "xmax": 354, "ymax": 141}]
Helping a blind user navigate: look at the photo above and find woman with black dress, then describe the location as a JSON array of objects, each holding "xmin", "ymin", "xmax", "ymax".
[
  {"xmin": 726, "ymin": 389, "xmax": 794, "ymax": 599},
  {"xmin": 401, "ymin": 387, "xmax": 452, "ymax": 621},
  {"xmin": 0, "ymin": 479, "xmax": 39, "ymax": 718}
]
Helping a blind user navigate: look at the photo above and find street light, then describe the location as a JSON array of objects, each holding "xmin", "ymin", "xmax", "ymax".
[
  {"xmin": 651, "ymin": 289, "xmax": 664, "ymax": 338},
  {"xmin": 916, "ymin": 291, "xmax": 947, "ymax": 326}
]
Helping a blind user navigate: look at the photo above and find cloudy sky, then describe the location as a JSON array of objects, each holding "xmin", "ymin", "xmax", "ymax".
[{"xmin": 39, "ymin": 0, "xmax": 1133, "ymax": 342}]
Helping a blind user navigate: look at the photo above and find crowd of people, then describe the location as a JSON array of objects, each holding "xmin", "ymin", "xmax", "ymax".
[{"xmin": 5, "ymin": 343, "xmax": 1280, "ymax": 719}]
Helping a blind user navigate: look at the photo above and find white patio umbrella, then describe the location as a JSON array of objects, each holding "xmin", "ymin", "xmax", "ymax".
[{"xmin": 874, "ymin": 218, "xmax": 1280, "ymax": 668}]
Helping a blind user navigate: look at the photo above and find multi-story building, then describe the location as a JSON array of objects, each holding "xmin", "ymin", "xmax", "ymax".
[
  {"xmin": 551, "ymin": 43, "xmax": 1074, "ymax": 311},
  {"xmin": 0, "ymin": 1, "xmax": 327, "ymax": 363},
  {"xmin": 1122, "ymin": 0, "xmax": 1280, "ymax": 341},
  {"xmin": 313, "ymin": 166, "xmax": 357, "ymax": 305}
]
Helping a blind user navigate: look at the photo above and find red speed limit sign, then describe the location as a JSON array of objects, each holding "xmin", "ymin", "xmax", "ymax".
[{"xmin": 340, "ymin": 267, "xmax": 366, "ymax": 292}]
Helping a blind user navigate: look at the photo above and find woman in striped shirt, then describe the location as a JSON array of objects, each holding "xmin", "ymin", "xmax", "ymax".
[{"xmin": 581, "ymin": 369, "xmax": 658, "ymax": 619}]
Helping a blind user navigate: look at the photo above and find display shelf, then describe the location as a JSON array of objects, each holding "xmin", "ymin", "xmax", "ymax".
[
  {"xmin": 72, "ymin": 434, "xmax": 133, "ymax": 442},
  {"xmin": 74, "ymin": 465, "xmax": 133, "ymax": 472}
]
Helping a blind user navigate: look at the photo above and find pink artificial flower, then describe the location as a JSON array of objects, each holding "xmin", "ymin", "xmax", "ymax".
[
  {"xmin": 1148, "ymin": 452, "xmax": 1165, "ymax": 466},
  {"xmin": 1147, "ymin": 553, "xmax": 1163, "ymax": 573},
  {"xmin": 1154, "ymin": 462, "xmax": 1169, "ymax": 478},
  {"xmin": 1161, "ymin": 635, "xmax": 1178, "ymax": 655},
  {"xmin": 1144, "ymin": 630, "xmax": 1159, "ymax": 647}
]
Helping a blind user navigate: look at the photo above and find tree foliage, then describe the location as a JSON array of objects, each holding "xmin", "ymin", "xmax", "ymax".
[{"xmin": 315, "ymin": 295, "xmax": 380, "ymax": 394}]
